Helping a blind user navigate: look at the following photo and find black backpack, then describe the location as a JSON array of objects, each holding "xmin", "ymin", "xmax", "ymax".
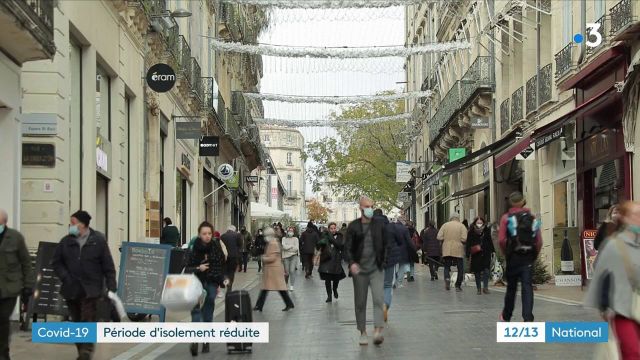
[{"xmin": 507, "ymin": 211, "xmax": 536, "ymax": 254}]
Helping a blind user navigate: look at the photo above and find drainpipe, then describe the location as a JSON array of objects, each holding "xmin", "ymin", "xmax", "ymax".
[{"xmin": 577, "ymin": 0, "xmax": 587, "ymax": 64}]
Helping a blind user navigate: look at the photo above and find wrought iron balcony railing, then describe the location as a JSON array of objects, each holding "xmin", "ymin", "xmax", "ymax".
[
  {"xmin": 511, "ymin": 86, "xmax": 523, "ymax": 125},
  {"xmin": 526, "ymin": 73, "xmax": 537, "ymax": 115},
  {"xmin": 1, "ymin": 0, "xmax": 55, "ymax": 57},
  {"xmin": 218, "ymin": 93, "xmax": 226, "ymax": 125},
  {"xmin": 587, "ymin": 15, "xmax": 607, "ymax": 55},
  {"xmin": 610, "ymin": 0, "xmax": 635, "ymax": 36},
  {"xmin": 190, "ymin": 57, "xmax": 203, "ymax": 104},
  {"xmin": 225, "ymin": 109, "xmax": 242, "ymax": 149},
  {"xmin": 428, "ymin": 81, "xmax": 460, "ymax": 143},
  {"xmin": 538, "ymin": 63, "xmax": 553, "ymax": 106},
  {"xmin": 500, "ymin": 98, "xmax": 510, "ymax": 134},
  {"xmin": 231, "ymin": 91, "xmax": 246, "ymax": 118},
  {"xmin": 178, "ymin": 35, "xmax": 192, "ymax": 86},
  {"xmin": 554, "ymin": 43, "xmax": 573, "ymax": 78}
]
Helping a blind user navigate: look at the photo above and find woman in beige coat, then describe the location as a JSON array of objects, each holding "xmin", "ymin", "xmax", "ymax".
[{"xmin": 253, "ymin": 228, "xmax": 295, "ymax": 312}]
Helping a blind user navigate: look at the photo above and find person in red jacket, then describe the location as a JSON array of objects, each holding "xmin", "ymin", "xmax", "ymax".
[{"xmin": 498, "ymin": 192, "xmax": 542, "ymax": 322}]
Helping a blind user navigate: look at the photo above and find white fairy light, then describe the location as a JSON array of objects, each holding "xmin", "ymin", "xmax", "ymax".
[
  {"xmin": 210, "ymin": 39, "xmax": 472, "ymax": 58},
  {"xmin": 221, "ymin": 0, "xmax": 431, "ymax": 9},
  {"xmin": 243, "ymin": 90, "xmax": 432, "ymax": 104},
  {"xmin": 254, "ymin": 113, "xmax": 413, "ymax": 127}
]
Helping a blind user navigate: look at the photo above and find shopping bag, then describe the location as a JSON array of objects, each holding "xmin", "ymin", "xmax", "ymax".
[
  {"xmin": 593, "ymin": 324, "xmax": 619, "ymax": 360},
  {"xmin": 160, "ymin": 273, "xmax": 204, "ymax": 312},
  {"xmin": 107, "ymin": 291, "xmax": 128, "ymax": 321},
  {"xmin": 491, "ymin": 254, "xmax": 503, "ymax": 282}
]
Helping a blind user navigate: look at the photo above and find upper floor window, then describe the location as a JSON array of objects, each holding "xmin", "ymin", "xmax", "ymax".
[
  {"xmin": 286, "ymin": 152, "xmax": 293, "ymax": 165},
  {"xmin": 287, "ymin": 175, "xmax": 292, "ymax": 194},
  {"xmin": 96, "ymin": 65, "xmax": 111, "ymax": 140},
  {"xmin": 264, "ymin": 134, "xmax": 270, "ymax": 143},
  {"xmin": 287, "ymin": 133, "xmax": 293, "ymax": 144},
  {"xmin": 563, "ymin": 1, "xmax": 573, "ymax": 45}
]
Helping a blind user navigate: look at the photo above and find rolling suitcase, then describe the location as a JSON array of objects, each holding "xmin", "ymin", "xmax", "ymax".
[{"xmin": 225, "ymin": 290, "xmax": 253, "ymax": 354}]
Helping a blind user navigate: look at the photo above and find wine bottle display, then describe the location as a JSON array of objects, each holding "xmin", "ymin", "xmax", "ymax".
[{"xmin": 560, "ymin": 230, "xmax": 574, "ymax": 273}]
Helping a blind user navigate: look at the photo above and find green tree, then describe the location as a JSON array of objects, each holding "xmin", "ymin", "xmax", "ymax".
[{"xmin": 306, "ymin": 95, "xmax": 409, "ymax": 210}]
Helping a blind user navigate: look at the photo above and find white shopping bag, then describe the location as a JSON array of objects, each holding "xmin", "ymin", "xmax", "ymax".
[{"xmin": 161, "ymin": 273, "xmax": 204, "ymax": 312}]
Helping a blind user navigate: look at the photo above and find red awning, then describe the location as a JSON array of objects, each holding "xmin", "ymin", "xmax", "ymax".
[
  {"xmin": 559, "ymin": 46, "xmax": 625, "ymax": 91},
  {"xmin": 494, "ymin": 136, "xmax": 533, "ymax": 168}
]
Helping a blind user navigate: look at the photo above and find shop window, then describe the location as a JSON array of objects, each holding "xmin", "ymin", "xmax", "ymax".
[
  {"xmin": 594, "ymin": 159, "xmax": 622, "ymax": 227},
  {"xmin": 553, "ymin": 179, "xmax": 577, "ymax": 227}
]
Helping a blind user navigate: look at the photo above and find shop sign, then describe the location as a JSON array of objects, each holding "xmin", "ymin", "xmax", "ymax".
[
  {"xmin": 585, "ymin": 130, "xmax": 614, "ymax": 164},
  {"xmin": 397, "ymin": 192, "xmax": 410, "ymax": 203},
  {"xmin": 96, "ymin": 147, "xmax": 108, "ymax": 172},
  {"xmin": 225, "ymin": 173, "xmax": 239, "ymax": 189},
  {"xmin": 22, "ymin": 143, "xmax": 55, "ymax": 167},
  {"xmin": 246, "ymin": 176, "xmax": 259, "ymax": 183},
  {"xmin": 176, "ymin": 122, "xmax": 201, "ymax": 139},
  {"xmin": 582, "ymin": 229, "xmax": 598, "ymax": 280},
  {"xmin": 217, "ymin": 164, "xmax": 234, "ymax": 180},
  {"xmin": 181, "ymin": 153, "xmax": 191, "ymax": 171},
  {"xmin": 448, "ymin": 148, "xmax": 466, "ymax": 162},
  {"xmin": 516, "ymin": 143, "xmax": 536, "ymax": 161},
  {"xmin": 424, "ymin": 170, "xmax": 442, "ymax": 188},
  {"xmin": 198, "ymin": 136, "xmax": 219, "ymax": 156},
  {"xmin": 21, "ymin": 113, "xmax": 57, "ymax": 136},
  {"xmin": 555, "ymin": 275, "xmax": 582, "ymax": 287},
  {"xmin": 146, "ymin": 63, "xmax": 176, "ymax": 93},
  {"xmin": 534, "ymin": 127, "xmax": 563, "ymax": 149},
  {"xmin": 470, "ymin": 116, "xmax": 489, "ymax": 129},
  {"xmin": 396, "ymin": 161, "xmax": 413, "ymax": 183}
]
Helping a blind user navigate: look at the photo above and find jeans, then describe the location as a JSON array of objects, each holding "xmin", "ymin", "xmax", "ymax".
[
  {"xmin": 383, "ymin": 265, "xmax": 396, "ymax": 308},
  {"xmin": 502, "ymin": 263, "xmax": 534, "ymax": 322},
  {"xmin": 475, "ymin": 268, "xmax": 491, "ymax": 290},
  {"xmin": 67, "ymin": 297, "xmax": 98, "ymax": 360},
  {"xmin": 0, "ymin": 297, "xmax": 17, "ymax": 360},
  {"xmin": 191, "ymin": 282, "xmax": 217, "ymax": 323},
  {"xmin": 409, "ymin": 262, "xmax": 415, "ymax": 278},
  {"xmin": 352, "ymin": 270, "xmax": 384, "ymax": 332},
  {"xmin": 395, "ymin": 263, "xmax": 410, "ymax": 284},
  {"xmin": 283, "ymin": 255, "xmax": 298, "ymax": 287},
  {"xmin": 254, "ymin": 290, "xmax": 294, "ymax": 310},
  {"xmin": 443, "ymin": 256, "xmax": 464, "ymax": 288},
  {"xmin": 241, "ymin": 252, "xmax": 249, "ymax": 272}
]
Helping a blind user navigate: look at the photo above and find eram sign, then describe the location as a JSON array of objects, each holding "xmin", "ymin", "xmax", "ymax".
[{"xmin": 146, "ymin": 64, "xmax": 176, "ymax": 93}]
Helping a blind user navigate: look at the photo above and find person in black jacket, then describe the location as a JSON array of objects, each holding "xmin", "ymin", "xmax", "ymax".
[
  {"xmin": 51, "ymin": 210, "xmax": 116, "ymax": 360},
  {"xmin": 345, "ymin": 196, "xmax": 388, "ymax": 346},
  {"xmin": 393, "ymin": 220, "xmax": 414, "ymax": 287},
  {"xmin": 317, "ymin": 223, "xmax": 346, "ymax": 303},
  {"xmin": 252, "ymin": 229, "xmax": 266, "ymax": 272},
  {"xmin": 183, "ymin": 221, "xmax": 226, "ymax": 356},
  {"xmin": 466, "ymin": 217, "xmax": 495, "ymax": 295},
  {"xmin": 373, "ymin": 209, "xmax": 400, "ymax": 323},
  {"xmin": 221, "ymin": 226, "xmax": 241, "ymax": 292},
  {"xmin": 421, "ymin": 221, "xmax": 441, "ymax": 281},
  {"xmin": 160, "ymin": 217, "xmax": 181, "ymax": 247},
  {"xmin": 300, "ymin": 222, "xmax": 320, "ymax": 279}
]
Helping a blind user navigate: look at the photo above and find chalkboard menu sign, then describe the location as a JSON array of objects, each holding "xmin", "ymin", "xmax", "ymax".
[
  {"xmin": 28, "ymin": 241, "xmax": 68, "ymax": 318},
  {"xmin": 117, "ymin": 243, "xmax": 171, "ymax": 321}
]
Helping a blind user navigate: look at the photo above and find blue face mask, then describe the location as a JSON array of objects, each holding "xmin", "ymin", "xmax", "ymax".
[
  {"xmin": 363, "ymin": 207, "xmax": 374, "ymax": 219},
  {"xmin": 0, "ymin": 225, "xmax": 4, "ymax": 234},
  {"xmin": 628, "ymin": 225, "xmax": 640, "ymax": 234},
  {"xmin": 69, "ymin": 225, "xmax": 80, "ymax": 236}
]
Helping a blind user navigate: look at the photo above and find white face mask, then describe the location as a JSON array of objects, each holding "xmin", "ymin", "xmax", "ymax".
[
  {"xmin": 287, "ymin": 231, "xmax": 294, "ymax": 237},
  {"xmin": 476, "ymin": 223, "xmax": 484, "ymax": 228}
]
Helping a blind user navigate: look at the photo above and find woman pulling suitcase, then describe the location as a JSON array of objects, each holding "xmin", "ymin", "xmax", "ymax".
[
  {"xmin": 183, "ymin": 221, "xmax": 227, "ymax": 356},
  {"xmin": 253, "ymin": 227, "xmax": 295, "ymax": 312}
]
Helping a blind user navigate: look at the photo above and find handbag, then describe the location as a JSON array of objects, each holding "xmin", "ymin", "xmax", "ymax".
[
  {"xmin": 470, "ymin": 244, "xmax": 482, "ymax": 255},
  {"xmin": 614, "ymin": 236, "xmax": 640, "ymax": 322}
]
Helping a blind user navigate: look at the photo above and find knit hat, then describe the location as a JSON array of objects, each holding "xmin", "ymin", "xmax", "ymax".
[
  {"xmin": 71, "ymin": 210, "xmax": 91, "ymax": 227},
  {"xmin": 509, "ymin": 191, "xmax": 526, "ymax": 207}
]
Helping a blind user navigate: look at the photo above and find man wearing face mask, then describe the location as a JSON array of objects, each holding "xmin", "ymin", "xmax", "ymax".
[
  {"xmin": 52, "ymin": 210, "xmax": 117, "ymax": 360},
  {"xmin": 345, "ymin": 196, "xmax": 388, "ymax": 346},
  {"xmin": 0, "ymin": 209, "xmax": 34, "ymax": 360},
  {"xmin": 300, "ymin": 221, "xmax": 320, "ymax": 279}
]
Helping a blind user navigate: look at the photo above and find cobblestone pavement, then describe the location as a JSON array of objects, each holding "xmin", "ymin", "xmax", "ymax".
[{"xmin": 155, "ymin": 264, "xmax": 599, "ymax": 360}]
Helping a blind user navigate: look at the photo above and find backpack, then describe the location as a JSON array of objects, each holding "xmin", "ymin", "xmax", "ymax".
[{"xmin": 507, "ymin": 211, "xmax": 536, "ymax": 254}]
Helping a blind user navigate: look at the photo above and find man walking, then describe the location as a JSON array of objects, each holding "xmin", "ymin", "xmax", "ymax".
[
  {"xmin": 437, "ymin": 213, "xmax": 467, "ymax": 291},
  {"xmin": 52, "ymin": 210, "xmax": 117, "ymax": 360},
  {"xmin": 345, "ymin": 196, "xmax": 388, "ymax": 346},
  {"xmin": 160, "ymin": 217, "xmax": 181, "ymax": 247},
  {"xmin": 498, "ymin": 192, "xmax": 542, "ymax": 322},
  {"xmin": 239, "ymin": 226, "xmax": 252, "ymax": 273},
  {"xmin": 0, "ymin": 210, "xmax": 33, "ymax": 360},
  {"xmin": 373, "ymin": 209, "xmax": 400, "ymax": 323},
  {"xmin": 221, "ymin": 226, "xmax": 242, "ymax": 292},
  {"xmin": 300, "ymin": 222, "xmax": 319, "ymax": 279}
]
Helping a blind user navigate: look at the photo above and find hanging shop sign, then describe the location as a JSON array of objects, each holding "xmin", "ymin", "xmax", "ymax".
[
  {"xmin": 516, "ymin": 143, "xmax": 536, "ymax": 161},
  {"xmin": 22, "ymin": 143, "xmax": 55, "ymax": 167},
  {"xmin": 397, "ymin": 192, "xmax": 410, "ymax": 203},
  {"xmin": 470, "ymin": 116, "xmax": 489, "ymax": 129},
  {"xmin": 246, "ymin": 176, "xmax": 259, "ymax": 183},
  {"xmin": 217, "ymin": 163, "xmax": 234, "ymax": 180},
  {"xmin": 226, "ymin": 173, "xmax": 240, "ymax": 189},
  {"xmin": 396, "ymin": 161, "xmax": 414, "ymax": 183},
  {"xmin": 448, "ymin": 148, "xmax": 466, "ymax": 162},
  {"xmin": 21, "ymin": 113, "xmax": 57, "ymax": 136},
  {"xmin": 582, "ymin": 229, "xmax": 598, "ymax": 280},
  {"xmin": 535, "ymin": 127, "xmax": 563, "ymax": 149},
  {"xmin": 175, "ymin": 122, "xmax": 202, "ymax": 139},
  {"xmin": 199, "ymin": 136, "xmax": 220, "ymax": 156},
  {"xmin": 146, "ymin": 63, "xmax": 176, "ymax": 93}
]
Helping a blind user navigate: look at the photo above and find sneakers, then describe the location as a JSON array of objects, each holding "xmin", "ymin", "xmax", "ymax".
[
  {"xmin": 373, "ymin": 330, "xmax": 384, "ymax": 345},
  {"xmin": 359, "ymin": 333, "xmax": 368, "ymax": 346},
  {"xmin": 289, "ymin": 285, "xmax": 294, "ymax": 291},
  {"xmin": 383, "ymin": 304, "xmax": 388, "ymax": 323}
]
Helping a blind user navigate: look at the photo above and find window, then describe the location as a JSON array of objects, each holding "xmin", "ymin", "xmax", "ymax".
[
  {"xmin": 562, "ymin": 0, "xmax": 573, "ymax": 45},
  {"xmin": 96, "ymin": 65, "xmax": 111, "ymax": 140},
  {"xmin": 287, "ymin": 133, "xmax": 292, "ymax": 144},
  {"xmin": 594, "ymin": 0, "xmax": 605, "ymax": 18},
  {"xmin": 287, "ymin": 175, "xmax": 292, "ymax": 194},
  {"xmin": 264, "ymin": 134, "xmax": 270, "ymax": 143},
  {"xmin": 286, "ymin": 152, "xmax": 292, "ymax": 165}
]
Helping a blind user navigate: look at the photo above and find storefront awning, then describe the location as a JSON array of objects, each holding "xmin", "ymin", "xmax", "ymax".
[
  {"xmin": 494, "ymin": 136, "xmax": 533, "ymax": 168},
  {"xmin": 560, "ymin": 45, "xmax": 625, "ymax": 91},
  {"xmin": 442, "ymin": 132, "xmax": 518, "ymax": 176},
  {"xmin": 441, "ymin": 181, "xmax": 489, "ymax": 203}
]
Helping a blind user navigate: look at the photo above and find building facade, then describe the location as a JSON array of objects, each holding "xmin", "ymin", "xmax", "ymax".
[
  {"xmin": 406, "ymin": 0, "xmax": 640, "ymax": 279},
  {"xmin": 259, "ymin": 125, "xmax": 306, "ymax": 220},
  {"xmin": 0, "ymin": 0, "xmax": 268, "ymax": 267}
]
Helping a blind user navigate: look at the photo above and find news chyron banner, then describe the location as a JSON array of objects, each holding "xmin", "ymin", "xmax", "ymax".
[{"xmin": 32, "ymin": 323, "xmax": 269, "ymax": 344}]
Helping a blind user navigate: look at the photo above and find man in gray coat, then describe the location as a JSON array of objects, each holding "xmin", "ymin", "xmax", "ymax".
[{"xmin": 0, "ymin": 209, "xmax": 34, "ymax": 360}]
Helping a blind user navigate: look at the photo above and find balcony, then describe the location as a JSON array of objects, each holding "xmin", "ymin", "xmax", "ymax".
[
  {"xmin": 526, "ymin": 74, "xmax": 537, "ymax": 116},
  {"xmin": 189, "ymin": 57, "xmax": 203, "ymax": 105},
  {"xmin": 231, "ymin": 91, "xmax": 247, "ymax": 118},
  {"xmin": 538, "ymin": 63, "xmax": 553, "ymax": 106},
  {"xmin": 224, "ymin": 109, "xmax": 242, "ymax": 151},
  {"xmin": 0, "ymin": 0, "xmax": 55, "ymax": 64},
  {"xmin": 610, "ymin": 0, "xmax": 639, "ymax": 40},
  {"xmin": 510, "ymin": 86, "xmax": 523, "ymax": 125},
  {"xmin": 178, "ymin": 35, "xmax": 192, "ymax": 86},
  {"xmin": 554, "ymin": 43, "xmax": 574, "ymax": 79},
  {"xmin": 500, "ymin": 98, "xmax": 510, "ymax": 134},
  {"xmin": 428, "ymin": 81, "xmax": 460, "ymax": 143},
  {"xmin": 587, "ymin": 15, "xmax": 607, "ymax": 56}
]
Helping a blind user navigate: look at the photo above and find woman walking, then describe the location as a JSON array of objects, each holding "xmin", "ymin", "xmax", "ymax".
[
  {"xmin": 183, "ymin": 222, "xmax": 226, "ymax": 356},
  {"xmin": 465, "ymin": 217, "xmax": 495, "ymax": 295},
  {"xmin": 282, "ymin": 226, "xmax": 300, "ymax": 291},
  {"xmin": 317, "ymin": 223, "xmax": 346, "ymax": 303},
  {"xmin": 585, "ymin": 201, "xmax": 640, "ymax": 359},
  {"xmin": 253, "ymin": 228, "xmax": 266, "ymax": 272},
  {"xmin": 421, "ymin": 221, "xmax": 441, "ymax": 281},
  {"xmin": 253, "ymin": 228, "xmax": 295, "ymax": 312}
]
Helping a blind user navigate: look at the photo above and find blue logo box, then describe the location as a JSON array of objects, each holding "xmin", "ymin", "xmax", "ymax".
[
  {"xmin": 545, "ymin": 322, "xmax": 608, "ymax": 343},
  {"xmin": 32, "ymin": 323, "xmax": 97, "ymax": 343}
]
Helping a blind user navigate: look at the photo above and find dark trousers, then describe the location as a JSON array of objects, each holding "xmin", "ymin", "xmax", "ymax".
[
  {"xmin": 502, "ymin": 263, "xmax": 534, "ymax": 322},
  {"xmin": 257, "ymin": 256, "xmax": 262, "ymax": 272},
  {"xmin": 303, "ymin": 254, "xmax": 314, "ymax": 278},
  {"xmin": 324, "ymin": 280, "xmax": 340, "ymax": 299},
  {"xmin": 254, "ymin": 290, "xmax": 294, "ymax": 310},
  {"xmin": 0, "ymin": 297, "xmax": 17, "ymax": 360},
  {"xmin": 225, "ymin": 257, "xmax": 238, "ymax": 292},
  {"xmin": 241, "ymin": 252, "xmax": 249, "ymax": 272},
  {"xmin": 443, "ymin": 256, "xmax": 464, "ymax": 288},
  {"xmin": 67, "ymin": 297, "xmax": 98, "ymax": 360},
  {"xmin": 474, "ymin": 268, "xmax": 491, "ymax": 290},
  {"xmin": 426, "ymin": 256, "xmax": 441, "ymax": 279}
]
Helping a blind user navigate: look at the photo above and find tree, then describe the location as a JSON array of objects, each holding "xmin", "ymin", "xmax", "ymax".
[
  {"xmin": 306, "ymin": 94, "xmax": 409, "ymax": 210},
  {"xmin": 306, "ymin": 198, "xmax": 329, "ymax": 223}
]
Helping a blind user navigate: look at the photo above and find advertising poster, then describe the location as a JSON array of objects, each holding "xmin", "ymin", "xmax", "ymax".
[{"xmin": 582, "ymin": 229, "xmax": 598, "ymax": 280}]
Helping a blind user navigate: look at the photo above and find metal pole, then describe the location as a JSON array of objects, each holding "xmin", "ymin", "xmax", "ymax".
[{"xmin": 203, "ymin": 183, "xmax": 227, "ymax": 200}]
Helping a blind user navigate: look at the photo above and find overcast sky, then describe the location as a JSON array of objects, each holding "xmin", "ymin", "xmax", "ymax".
[{"xmin": 258, "ymin": 7, "xmax": 406, "ymax": 194}]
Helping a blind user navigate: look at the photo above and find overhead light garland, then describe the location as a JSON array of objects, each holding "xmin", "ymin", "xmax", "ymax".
[
  {"xmin": 254, "ymin": 113, "xmax": 413, "ymax": 127},
  {"xmin": 221, "ymin": 0, "xmax": 431, "ymax": 9},
  {"xmin": 211, "ymin": 39, "xmax": 471, "ymax": 58},
  {"xmin": 244, "ymin": 90, "xmax": 432, "ymax": 104}
]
